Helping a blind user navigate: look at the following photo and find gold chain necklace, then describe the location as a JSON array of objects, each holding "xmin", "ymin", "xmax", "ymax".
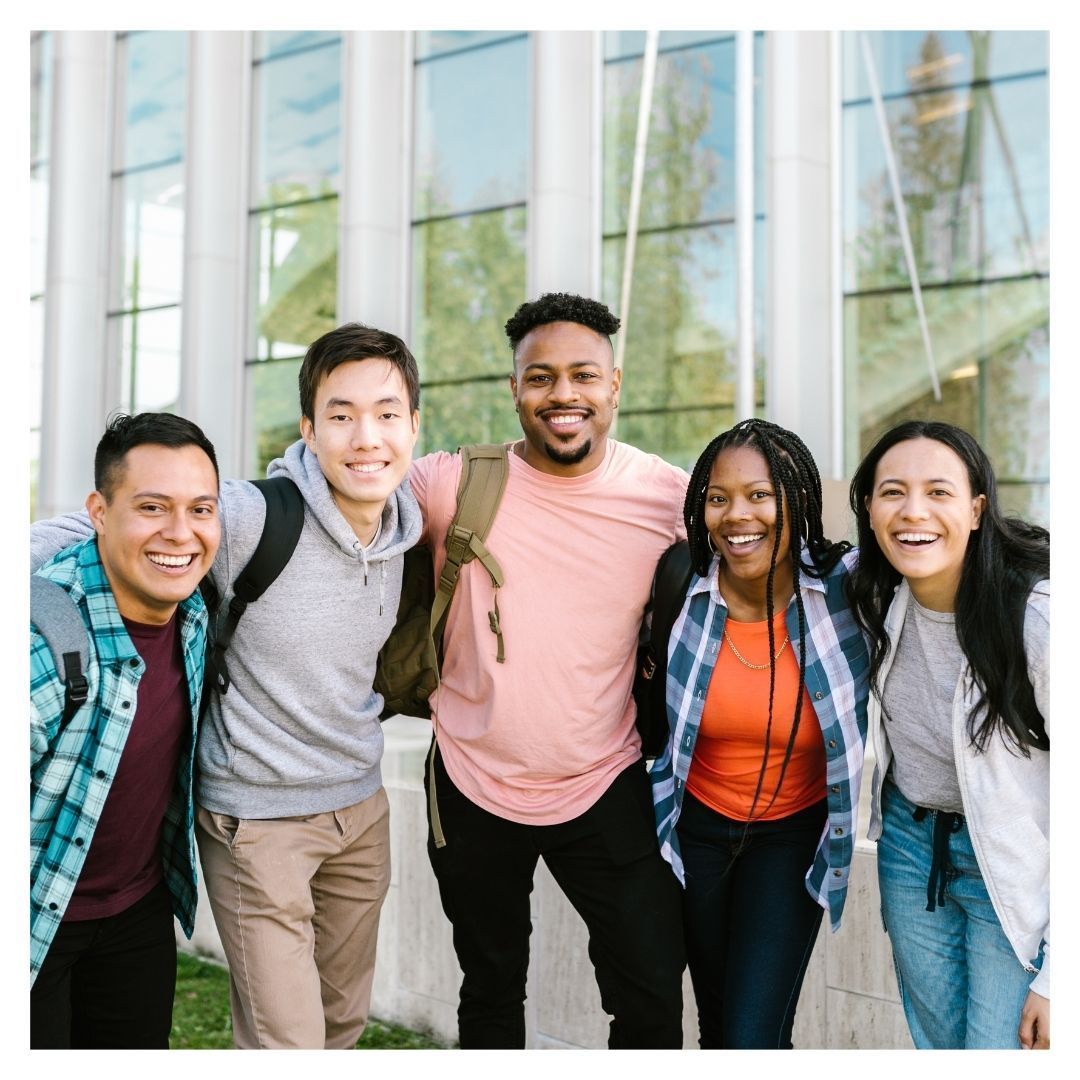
[{"xmin": 723, "ymin": 629, "xmax": 790, "ymax": 670}]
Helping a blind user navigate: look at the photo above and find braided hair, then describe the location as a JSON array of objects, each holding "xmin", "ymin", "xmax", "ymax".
[{"xmin": 684, "ymin": 418, "xmax": 851, "ymax": 819}]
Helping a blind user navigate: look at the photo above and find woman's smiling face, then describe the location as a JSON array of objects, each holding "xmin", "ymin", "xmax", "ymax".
[
  {"xmin": 867, "ymin": 437, "xmax": 986, "ymax": 611},
  {"xmin": 705, "ymin": 444, "xmax": 791, "ymax": 588}
]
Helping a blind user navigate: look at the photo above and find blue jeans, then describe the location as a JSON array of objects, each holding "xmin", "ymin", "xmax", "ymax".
[
  {"xmin": 878, "ymin": 778, "xmax": 1042, "ymax": 1049},
  {"xmin": 676, "ymin": 790, "xmax": 826, "ymax": 1049}
]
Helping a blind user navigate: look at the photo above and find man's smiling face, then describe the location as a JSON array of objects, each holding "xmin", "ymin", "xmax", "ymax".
[
  {"xmin": 87, "ymin": 443, "xmax": 220, "ymax": 625},
  {"xmin": 300, "ymin": 358, "xmax": 419, "ymax": 530},
  {"xmin": 509, "ymin": 321, "xmax": 621, "ymax": 477}
]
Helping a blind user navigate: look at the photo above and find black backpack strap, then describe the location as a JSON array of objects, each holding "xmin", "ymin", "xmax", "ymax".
[
  {"xmin": 204, "ymin": 476, "xmax": 305, "ymax": 698},
  {"xmin": 650, "ymin": 540, "xmax": 694, "ymax": 658},
  {"xmin": 30, "ymin": 575, "xmax": 91, "ymax": 732},
  {"xmin": 633, "ymin": 541, "xmax": 693, "ymax": 757}
]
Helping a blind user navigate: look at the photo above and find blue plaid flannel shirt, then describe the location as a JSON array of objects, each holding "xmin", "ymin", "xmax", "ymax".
[
  {"xmin": 30, "ymin": 538, "xmax": 206, "ymax": 984},
  {"xmin": 648, "ymin": 547, "xmax": 869, "ymax": 931}
]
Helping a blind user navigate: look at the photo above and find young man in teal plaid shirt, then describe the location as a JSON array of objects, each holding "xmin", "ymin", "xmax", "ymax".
[{"xmin": 30, "ymin": 413, "xmax": 220, "ymax": 1049}]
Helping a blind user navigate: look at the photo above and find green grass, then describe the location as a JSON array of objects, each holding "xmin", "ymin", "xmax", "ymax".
[{"xmin": 170, "ymin": 951, "xmax": 449, "ymax": 1049}]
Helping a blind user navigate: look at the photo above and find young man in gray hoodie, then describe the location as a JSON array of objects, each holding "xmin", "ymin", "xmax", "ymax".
[{"xmin": 30, "ymin": 323, "xmax": 422, "ymax": 1049}]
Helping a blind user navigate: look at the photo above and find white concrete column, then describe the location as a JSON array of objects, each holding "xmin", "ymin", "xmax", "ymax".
[
  {"xmin": 38, "ymin": 31, "xmax": 111, "ymax": 518},
  {"xmin": 178, "ymin": 31, "xmax": 249, "ymax": 480},
  {"xmin": 338, "ymin": 31, "xmax": 411, "ymax": 340},
  {"xmin": 765, "ymin": 32, "xmax": 837, "ymax": 474},
  {"xmin": 528, "ymin": 31, "xmax": 600, "ymax": 299}
]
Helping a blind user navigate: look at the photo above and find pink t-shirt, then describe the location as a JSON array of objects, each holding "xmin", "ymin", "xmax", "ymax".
[{"xmin": 408, "ymin": 439, "xmax": 688, "ymax": 825}]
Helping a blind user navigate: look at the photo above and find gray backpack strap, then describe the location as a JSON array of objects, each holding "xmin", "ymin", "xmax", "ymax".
[{"xmin": 30, "ymin": 575, "xmax": 91, "ymax": 731}]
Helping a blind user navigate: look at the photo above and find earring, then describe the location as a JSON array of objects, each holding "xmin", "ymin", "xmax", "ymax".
[{"xmin": 707, "ymin": 532, "xmax": 718, "ymax": 555}]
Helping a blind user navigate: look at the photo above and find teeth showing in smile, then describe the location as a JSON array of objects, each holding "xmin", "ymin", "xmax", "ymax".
[
  {"xmin": 896, "ymin": 532, "xmax": 938, "ymax": 543},
  {"xmin": 148, "ymin": 553, "xmax": 194, "ymax": 567},
  {"xmin": 547, "ymin": 414, "xmax": 584, "ymax": 427},
  {"xmin": 348, "ymin": 462, "xmax": 385, "ymax": 473},
  {"xmin": 727, "ymin": 534, "xmax": 764, "ymax": 546}
]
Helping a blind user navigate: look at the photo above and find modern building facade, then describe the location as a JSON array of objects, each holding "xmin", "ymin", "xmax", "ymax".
[
  {"xmin": 31, "ymin": 29, "xmax": 1048, "ymax": 525},
  {"xmin": 29, "ymin": 28, "xmax": 1050, "ymax": 1050}
]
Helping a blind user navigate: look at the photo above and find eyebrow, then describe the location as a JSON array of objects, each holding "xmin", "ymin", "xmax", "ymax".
[
  {"xmin": 323, "ymin": 395, "xmax": 405, "ymax": 409},
  {"xmin": 875, "ymin": 477, "xmax": 955, "ymax": 487},
  {"xmin": 708, "ymin": 479, "xmax": 773, "ymax": 489},
  {"xmin": 131, "ymin": 491, "xmax": 219, "ymax": 503},
  {"xmin": 520, "ymin": 361, "xmax": 603, "ymax": 373}
]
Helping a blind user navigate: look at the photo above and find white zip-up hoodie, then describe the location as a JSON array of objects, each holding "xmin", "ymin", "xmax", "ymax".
[{"xmin": 866, "ymin": 579, "xmax": 1049, "ymax": 999}]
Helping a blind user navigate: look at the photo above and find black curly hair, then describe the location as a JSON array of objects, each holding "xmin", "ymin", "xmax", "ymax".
[
  {"xmin": 685, "ymin": 418, "xmax": 852, "ymax": 820},
  {"xmin": 504, "ymin": 292, "xmax": 620, "ymax": 355}
]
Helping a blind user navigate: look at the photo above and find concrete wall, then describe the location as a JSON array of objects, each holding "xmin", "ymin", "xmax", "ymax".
[{"xmin": 182, "ymin": 715, "xmax": 912, "ymax": 1049}]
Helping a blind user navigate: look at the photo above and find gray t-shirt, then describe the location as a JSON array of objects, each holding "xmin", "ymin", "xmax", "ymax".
[{"xmin": 882, "ymin": 597, "xmax": 965, "ymax": 813}]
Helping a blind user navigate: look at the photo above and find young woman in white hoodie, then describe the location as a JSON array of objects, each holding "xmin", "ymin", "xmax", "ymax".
[{"xmin": 847, "ymin": 420, "xmax": 1049, "ymax": 1050}]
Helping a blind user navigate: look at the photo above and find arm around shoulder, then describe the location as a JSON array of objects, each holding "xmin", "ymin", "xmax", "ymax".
[{"xmin": 29, "ymin": 510, "xmax": 94, "ymax": 572}]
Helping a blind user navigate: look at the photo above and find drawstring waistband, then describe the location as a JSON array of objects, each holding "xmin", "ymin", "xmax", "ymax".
[{"xmin": 911, "ymin": 805, "xmax": 964, "ymax": 912}]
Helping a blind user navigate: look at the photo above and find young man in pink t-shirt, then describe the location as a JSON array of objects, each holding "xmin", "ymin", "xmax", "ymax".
[{"xmin": 408, "ymin": 293, "xmax": 690, "ymax": 1048}]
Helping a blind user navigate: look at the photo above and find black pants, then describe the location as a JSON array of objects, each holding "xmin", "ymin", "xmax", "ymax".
[
  {"xmin": 426, "ymin": 748, "xmax": 685, "ymax": 1049},
  {"xmin": 31, "ymin": 880, "xmax": 177, "ymax": 1049},
  {"xmin": 677, "ymin": 790, "xmax": 827, "ymax": 1049}
]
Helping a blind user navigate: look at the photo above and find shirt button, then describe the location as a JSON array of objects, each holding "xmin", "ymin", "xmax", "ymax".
[
  {"xmin": 121, "ymin": 701, "xmax": 131, "ymax": 709},
  {"xmin": 74, "ymin": 837, "xmax": 84, "ymax": 847},
  {"xmin": 828, "ymin": 739, "xmax": 837, "ymax": 749},
  {"xmin": 833, "ymin": 869, "xmax": 842, "ymax": 878},
  {"xmin": 834, "ymin": 827, "xmax": 844, "ymax": 836},
  {"xmin": 831, "ymin": 785, "xmax": 840, "ymax": 794},
  {"xmin": 48, "ymin": 902, "xmax": 58, "ymax": 910},
  {"xmin": 95, "ymin": 770, "xmax": 106, "ymax": 779},
  {"xmin": 815, "ymin": 691, "xmax": 824, "ymax": 700},
  {"xmin": 129, "ymin": 658, "xmax": 139, "ymax": 667}
]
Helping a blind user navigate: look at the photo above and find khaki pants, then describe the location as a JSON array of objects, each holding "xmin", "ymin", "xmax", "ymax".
[{"xmin": 195, "ymin": 789, "xmax": 391, "ymax": 1049}]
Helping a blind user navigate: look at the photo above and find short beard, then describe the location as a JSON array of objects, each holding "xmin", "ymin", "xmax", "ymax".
[{"xmin": 544, "ymin": 438, "xmax": 592, "ymax": 466}]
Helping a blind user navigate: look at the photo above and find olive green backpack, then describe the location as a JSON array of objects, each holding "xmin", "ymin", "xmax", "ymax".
[{"xmin": 373, "ymin": 443, "xmax": 509, "ymax": 721}]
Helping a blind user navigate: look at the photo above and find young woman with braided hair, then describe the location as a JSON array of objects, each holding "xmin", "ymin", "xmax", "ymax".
[
  {"xmin": 649, "ymin": 419, "xmax": 869, "ymax": 1048},
  {"xmin": 847, "ymin": 421, "xmax": 1049, "ymax": 1050}
]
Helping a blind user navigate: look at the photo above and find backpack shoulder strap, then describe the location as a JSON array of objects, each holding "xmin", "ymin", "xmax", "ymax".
[
  {"xmin": 430, "ymin": 443, "xmax": 509, "ymax": 661},
  {"xmin": 204, "ymin": 476, "xmax": 305, "ymax": 696},
  {"xmin": 649, "ymin": 540, "xmax": 694, "ymax": 661},
  {"xmin": 30, "ymin": 574, "xmax": 91, "ymax": 731}
]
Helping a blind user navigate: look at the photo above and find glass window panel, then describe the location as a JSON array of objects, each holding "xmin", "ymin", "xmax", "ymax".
[
  {"xmin": 30, "ymin": 427, "xmax": 41, "ymax": 521},
  {"xmin": 254, "ymin": 31, "xmax": 340, "ymax": 62},
  {"xmin": 110, "ymin": 163, "xmax": 185, "ymax": 311},
  {"xmin": 114, "ymin": 32, "xmax": 187, "ymax": 171},
  {"xmin": 602, "ymin": 223, "xmax": 767, "ymax": 412},
  {"xmin": 411, "ymin": 207, "xmax": 526, "ymax": 382},
  {"xmin": 604, "ymin": 39, "xmax": 735, "ymax": 234},
  {"xmin": 250, "ymin": 199, "xmax": 339, "ymax": 361},
  {"xmin": 842, "ymin": 30, "xmax": 1047, "ymax": 103},
  {"xmin": 845, "ymin": 278, "xmax": 1048, "ymax": 511},
  {"xmin": 249, "ymin": 358, "xmax": 303, "ymax": 477},
  {"xmin": 31, "ymin": 32, "xmax": 52, "ymax": 164},
  {"xmin": 252, "ymin": 41, "xmax": 341, "ymax": 208},
  {"xmin": 113, "ymin": 307, "xmax": 182, "ymax": 414},
  {"xmin": 416, "ymin": 31, "xmax": 524, "ymax": 61},
  {"xmin": 30, "ymin": 297, "xmax": 44, "ymax": 432},
  {"xmin": 604, "ymin": 31, "xmax": 733, "ymax": 63},
  {"xmin": 413, "ymin": 37, "xmax": 528, "ymax": 219},
  {"xmin": 617, "ymin": 406, "xmax": 735, "ymax": 473},
  {"xmin": 843, "ymin": 75, "xmax": 1048, "ymax": 293},
  {"xmin": 416, "ymin": 380, "xmax": 523, "ymax": 457},
  {"xmin": 31, "ymin": 165, "xmax": 49, "ymax": 297}
]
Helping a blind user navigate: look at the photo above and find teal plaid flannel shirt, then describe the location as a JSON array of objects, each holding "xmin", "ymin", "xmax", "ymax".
[
  {"xmin": 30, "ymin": 538, "xmax": 206, "ymax": 984},
  {"xmin": 648, "ymin": 547, "xmax": 869, "ymax": 932}
]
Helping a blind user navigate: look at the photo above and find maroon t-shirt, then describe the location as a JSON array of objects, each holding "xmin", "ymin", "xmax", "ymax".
[{"xmin": 64, "ymin": 610, "xmax": 190, "ymax": 921}]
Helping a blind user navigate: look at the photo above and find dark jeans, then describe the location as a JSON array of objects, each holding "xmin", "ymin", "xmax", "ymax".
[
  {"xmin": 31, "ymin": 880, "xmax": 177, "ymax": 1049},
  {"xmin": 426, "ymin": 747, "xmax": 685, "ymax": 1048},
  {"xmin": 677, "ymin": 790, "xmax": 827, "ymax": 1049}
]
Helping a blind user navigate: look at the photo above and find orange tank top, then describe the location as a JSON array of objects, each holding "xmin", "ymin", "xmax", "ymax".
[{"xmin": 685, "ymin": 609, "xmax": 826, "ymax": 822}]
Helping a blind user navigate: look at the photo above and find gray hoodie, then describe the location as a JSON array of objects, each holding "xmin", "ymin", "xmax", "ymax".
[{"xmin": 29, "ymin": 439, "xmax": 422, "ymax": 819}]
